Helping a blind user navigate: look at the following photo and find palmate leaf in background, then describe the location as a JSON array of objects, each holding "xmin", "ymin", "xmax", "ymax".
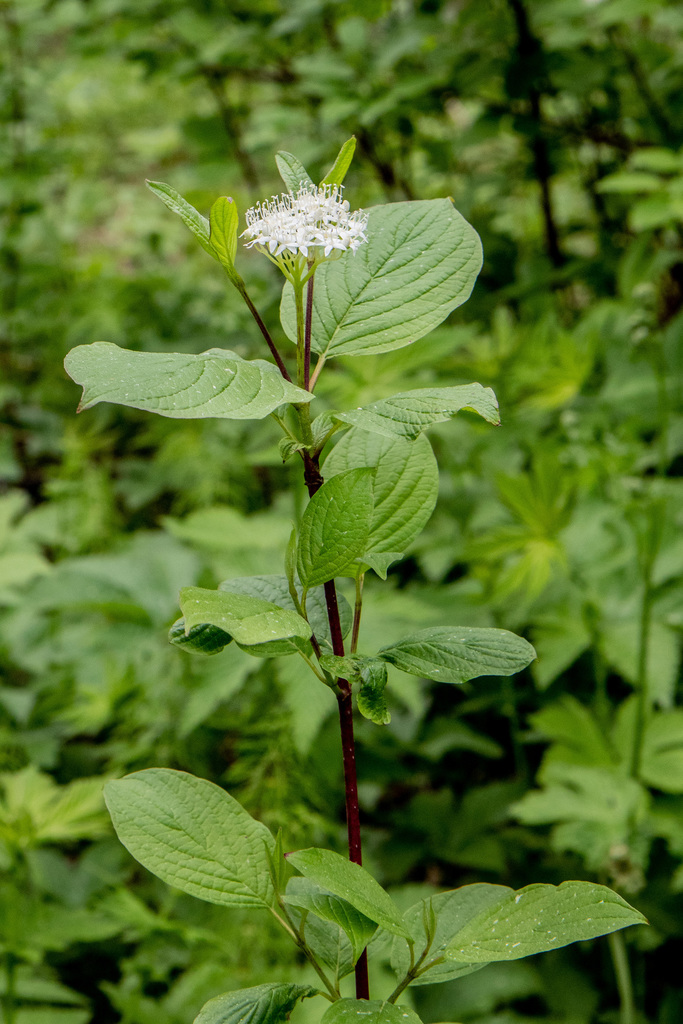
[
  {"xmin": 64, "ymin": 344, "xmax": 311, "ymax": 419},
  {"xmin": 104, "ymin": 769, "xmax": 275, "ymax": 908},
  {"xmin": 193, "ymin": 983, "xmax": 317, "ymax": 1024},
  {"xmin": 334, "ymin": 384, "xmax": 500, "ymax": 439},
  {"xmin": 280, "ymin": 199, "xmax": 483, "ymax": 358},
  {"xmin": 378, "ymin": 627, "xmax": 536, "ymax": 684}
]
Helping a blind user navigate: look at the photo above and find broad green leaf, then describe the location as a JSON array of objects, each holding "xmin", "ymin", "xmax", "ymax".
[
  {"xmin": 218, "ymin": 574, "xmax": 352, "ymax": 652},
  {"xmin": 391, "ymin": 885, "xmax": 508, "ymax": 985},
  {"xmin": 357, "ymin": 660, "xmax": 390, "ymax": 725},
  {"xmin": 318, "ymin": 655, "xmax": 390, "ymax": 723},
  {"xmin": 319, "ymin": 654, "xmax": 362, "ymax": 680},
  {"xmin": 444, "ymin": 881, "xmax": 647, "ymax": 962},
  {"xmin": 378, "ymin": 627, "xmax": 536, "ymax": 683},
  {"xmin": 325, "ymin": 431, "xmax": 438, "ymax": 553},
  {"xmin": 322, "ymin": 1000, "xmax": 423, "ymax": 1024},
  {"xmin": 287, "ymin": 848, "xmax": 412, "ymax": 940},
  {"xmin": 65, "ymin": 344, "xmax": 312, "ymax": 420},
  {"xmin": 297, "ymin": 469, "xmax": 374, "ymax": 588},
  {"xmin": 335, "ymin": 385, "xmax": 499, "ymax": 440},
  {"xmin": 194, "ymin": 983, "xmax": 316, "ymax": 1024},
  {"xmin": 360, "ymin": 551, "xmax": 404, "ymax": 580},
  {"xmin": 299, "ymin": 911, "xmax": 355, "ymax": 979},
  {"xmin": 104, "ymin": 769, "xmax": 275, "ymax": 908},
  {"xmin": 168, "ymin": 618, "xmax": 232, "ymax": 655},
  {"xmin": 146, "ymin": 179, "xmax": 215, "ymax": 258},
  {"xmin": 321, "ymin": 137, "xmax": 357, "ymax": 186},
  {"xmin": 284, "ymin": 876, "xmax": 377, "ymax": 963},
  {"xmin": 275, "ymin": 151, "xmax": 314, "ymax": 193},
  {"xmin": 209, "ymin": 196, "xmax": 239, "ymax": 278},
  {"xmin": 280, "ymin": 199, "xmax": 482, "ymax": 358},
  {"xmin": 179, "ymin": 587, "xmax": 312, "ymax": 646}
]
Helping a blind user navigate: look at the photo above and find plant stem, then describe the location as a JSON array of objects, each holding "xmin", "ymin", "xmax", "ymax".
[
  {"xmin": 608, "ymin": 930, "xmax": 636, "ymax": 1024},
  {"xmin": 387, "ymin": 942, "xmax": 430, "ymax": 1004},
  {"xmin": 295, "ymin": 283, "xmax": 369, "ymax": 1000},
  {"xmin": 351, "ymin": 574, "xmax": 364, "ymax": 654},
  {"xmin": 294, "ymin": 280, "xmax": 306, "ymax": 390},
  {"xmin": 270, "ymin": 907, "xmax": 339, "ymax": 1001},
  {"xmin": 304, "ymin": 264, "xmax": 314, "ymax": 391},
  {"xmin": 309, "ymin": 355, "xmax": 325, "ymax": 391},
  {"xmin": 237, "ymin": 280, "xmax": 293, "ymax": 382}
]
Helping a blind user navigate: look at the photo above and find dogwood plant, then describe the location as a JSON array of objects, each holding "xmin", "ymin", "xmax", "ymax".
[{"xmin": 64, "ymin": 139, "xmax": 645, "ymax": 1024}]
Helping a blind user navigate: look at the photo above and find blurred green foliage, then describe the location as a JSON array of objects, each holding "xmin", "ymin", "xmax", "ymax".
[{"xmin": 1, "ymin": 0, "xmax": 683, "ymax": 1021}]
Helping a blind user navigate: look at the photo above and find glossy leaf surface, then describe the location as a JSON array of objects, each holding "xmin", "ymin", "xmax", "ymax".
[
  {"xmin": 194, "ymin": 983, "xmax": 316, "ymax": 1024},
  {"xmin": 445, "ymin": 881, "xmax": 646, "ymax": 962},
  {"xmin": 179, "ymin": 587, "xmax": 312, "ymax": 646},
  {"xmin": 379, "ymin": 627, "xmax": 536, "ymax": 683},
  {"xmin": 65, "ymin": 344, "xmax": 311, "ymax": 420},
  {"xmin": 335, "ymin": 385, "xmax": 499, "ymax": 439}
]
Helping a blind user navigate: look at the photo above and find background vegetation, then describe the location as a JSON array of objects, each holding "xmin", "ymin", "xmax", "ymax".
[{"xmin": 1, "ymin": 0, "xmax": 683, "ymax": 1021}]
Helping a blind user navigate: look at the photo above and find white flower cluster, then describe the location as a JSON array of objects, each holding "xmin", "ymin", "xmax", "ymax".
[{"xmin": 242, "ymin": 183, "xmax": 368, "ymax": 262}]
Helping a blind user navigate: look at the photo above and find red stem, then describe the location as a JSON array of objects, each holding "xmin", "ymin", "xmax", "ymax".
[
  {"xmin": 240, "ymin": 284, "xmax": 293, "ymax": 382},
  {"xmin": 301, "ymin": 475, "xmax": 368, "ymax": 1000}
]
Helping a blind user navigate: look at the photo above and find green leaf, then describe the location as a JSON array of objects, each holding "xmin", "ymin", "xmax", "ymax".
[
  {"xmin": 319, "ymin": 654, "xmax": 362, "ymax": 681},
  {"xmin": 194, "ymin": 983, "xmax": 316, "ymax": 1024},
  {"xmin": 335, "ymin": 385, "xmax": 499, "ymax": 440},
  {"xmin": 280, "ymin": 199, "xmax": 482, "ymax": 359},
  {"xmin": 298, "ymin": 912, "xmax": 355, "ymax": 979},
  {"xmin": 322, "ymin": 1000, "xmax": 423, "ymax": 1024},
  {"xmin": 209, "ymin": 197, "xmax": 240, "ymax": 279},
  {"xmin": 287, "ymin": 848, "xmax": 412, "ymax": 940},
  {"xmin": 218, "ymin": 574, "xmax": 351, "ymax": 652},
  {"xmin": 104, "ymin": 769, "xmax": 275, "ymax": 908},
  {"xmin": 65, "ymin": 344, "xmax": 312, "ymax": 420},
  {"xmin": 378, "ymin": 627, "xmax": 536, "ymax": 683},
  {"xmin": 321, "ymin": 137, "xmax": 357, "ymax": 186},
  {"xmin": 391, "ymin": 885, "xmax": 508, "ymax": 985},
  {"xmin": 297, "ymin": 469, "xmax": 375, "ymax": 588},
  {"xmin": 357, "ymin": 660, "xmax": 390, "ymax": 725},
  {"xmin": 168, "ymin": 617, "xmax": 233, "ymax": 655},
  {"xmin": 359, "ymin": 552, "xmax": 404, "ymax": 580},
  {"xmin": 325, "ymin": 431, "xmax": 438, "ymax": 554},
  {"xmin": 640, "ymin": 712, "xmax": 683, "ymax": 793},
  {"xmin": 444, "ymin": 881, "xmax": 647, "ymax": 962},
  {"xmin": 284, "ymin": 876, "xmax": 377, "ymax": 963},
  {"xmin": 179, "ymin": 587, "xmax": 312, "ymax": 646},
  {"xmin": 275, "ymin": 151, "xmax": 314, "ymax": 193},
  {"xmin": 146, "ymin": 179, "xmax": 216, "ymax": 258}
]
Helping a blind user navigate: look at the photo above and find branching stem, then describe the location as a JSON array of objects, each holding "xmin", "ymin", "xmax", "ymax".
[
  {"xmin": 270, "ymin": 906, "xmax": 339, "ymax": 1001},
  {"xmin": 236, "ymin": 279, "xmax": 292, "ymax": 382}
]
